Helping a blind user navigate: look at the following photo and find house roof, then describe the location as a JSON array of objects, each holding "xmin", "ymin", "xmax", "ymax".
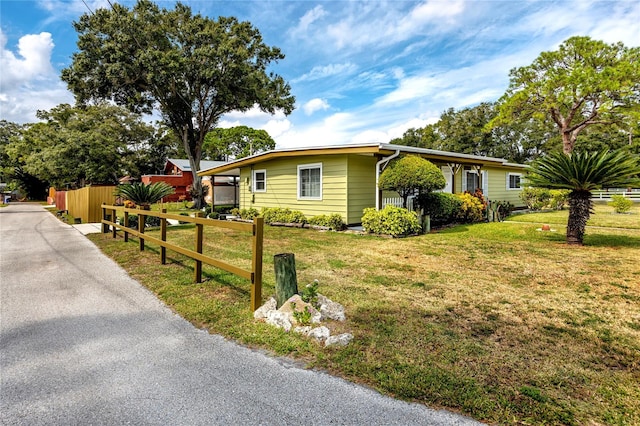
[
  {"xmin": 167, "ymin": 158, "xmax": 229, "ymax": 173},
  {"xmin": 197, "ymin": 143, "xmax": 526, "ymax": 176}
]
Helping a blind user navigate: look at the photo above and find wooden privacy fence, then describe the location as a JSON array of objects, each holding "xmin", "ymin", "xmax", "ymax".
[{"xmin": 101, "ymin": 204, "xmax": 264, "ymax": 311}]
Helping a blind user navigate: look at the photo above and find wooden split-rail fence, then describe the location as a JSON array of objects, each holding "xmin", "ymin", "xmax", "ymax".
[{"xmin": 101, "ymin": 204, "xmax": 264, "ymax": 311}]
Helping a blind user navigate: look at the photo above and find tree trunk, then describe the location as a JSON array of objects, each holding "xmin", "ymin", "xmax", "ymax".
[
  {"xmin": 180, "ymin": 125, "xmax": 205, "ymax": 209},
  {"xmin": 566, "ymin": 190, "xmax": 592, "ymax": 245},
  {"xmin": 561, "ymin": 131, "xmax": 574, "ymax": 154},
  {"xmin": 274, "ymin": 253, "xmax": 298, "ymax": 308}
]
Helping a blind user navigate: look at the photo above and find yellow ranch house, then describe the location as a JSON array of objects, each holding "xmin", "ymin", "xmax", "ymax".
[{"xmin": 198, "ymin": 143, "xmax": 527, "ymax": 225}]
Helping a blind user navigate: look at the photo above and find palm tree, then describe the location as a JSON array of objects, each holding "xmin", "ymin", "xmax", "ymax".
[
  {"xmin": 526, "ymin": 150, "xmax": 640, "ymax": 245},
  {"xmin": 115, "ymin": 182, "xmax": 175, "ymax": 208}
]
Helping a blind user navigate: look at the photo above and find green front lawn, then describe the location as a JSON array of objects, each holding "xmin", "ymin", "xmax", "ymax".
[
  {"xmin": 88, "ymin": 210, "xmax": 640, "ymax": 425},
  {"xmin": 508, "ymin": 202, "xmax": 640, "ymax": 229}
]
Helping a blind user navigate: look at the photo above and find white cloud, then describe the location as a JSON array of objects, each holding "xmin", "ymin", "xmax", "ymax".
[
  {"xmin": 223, "ymin": 105, "xmax": 288, "ymax": 121},
  {"xmin": 302, "ymin": 98, "xmax": 330, "ymax": 116},
  {"xmin": 0, "ymin": 30, "xmax": 55, "ymax": 89},
  {"xmin": 262, "ymin": 118, "xmax": 292, "ymax": 138},
  {"xmin": 290, "ymin": 5, "xmax": 327, "ymax": 37},
  {"xmin": 294, "ymin": 62, "xmax": 357, "ymax": 82},
  {"xmin": 324, "ymin": 1, "xmax": 466, "ymax": 51},
  {"xmin": 0, "ymin": 30, "xmax": 73, "ymax": 123}
]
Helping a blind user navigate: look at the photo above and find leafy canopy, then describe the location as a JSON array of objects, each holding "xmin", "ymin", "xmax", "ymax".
[
  {"xmin": 61, "ymin": 0, "xmax": 294, "ymax": 208},
  {"xmin": 5, "ymin": 104, "xmax": 162, "ymax": 189},
  {"xmin": 116, "ymin": 182, "xmax": 175, "ymax": 205},
  {"xmin": 526, "ymin": 150, "xmax": 640, "ymax": 192},
  {"xmin": 493, "ymin": 36, "xmax": 640, "ymax": 154},
  {"xmin": 203, "ymin": 126, "xmax": 275, "ymax": 160},
  {"xmin": 379, "ymin": 155, "xmax": 446, "ymax": 208}
]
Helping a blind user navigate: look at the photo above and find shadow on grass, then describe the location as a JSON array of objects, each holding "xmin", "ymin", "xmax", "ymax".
[{"xmin": 583, "ymin": 234, "xmax": 640, "ymax": 248}]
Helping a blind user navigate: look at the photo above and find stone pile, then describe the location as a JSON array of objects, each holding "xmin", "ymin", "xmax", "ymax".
[{"xmin": 254, "ymin": 294, "xmax": 353, "ymax": 347}]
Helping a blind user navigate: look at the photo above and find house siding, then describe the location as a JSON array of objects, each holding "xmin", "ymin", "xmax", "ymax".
[
  {"xmin": 239, "ymin": 155, "xmax": 349, "ymax": 220},
  {"xmin": 346, "ymin": 155, "xmax": 377, "ymax": 224},
  {"xmin": 484, "ymin": 167, "xmax": 524, "ymax": 206},
  {"xmin": 231, "ymin": 151, "xmax": 525, "ymax": 221}
]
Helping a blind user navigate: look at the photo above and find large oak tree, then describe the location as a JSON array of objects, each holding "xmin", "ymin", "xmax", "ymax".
[
  {"xmin": 493, "ymin": 36, "xmax": 640, "ymax": 154},
  {"xmin": 62, "ymin": 0, "xmax": 295, "ymax": 208}
]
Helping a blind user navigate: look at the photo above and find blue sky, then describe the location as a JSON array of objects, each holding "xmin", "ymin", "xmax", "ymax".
[{"xmin": 1, "ymin": 1, "xmax": 638, "ymax": 148}]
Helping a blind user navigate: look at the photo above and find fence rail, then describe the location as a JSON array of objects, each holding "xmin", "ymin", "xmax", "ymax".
[
  {"xmin": 592, "ymin": 190, "xmax": 640, "ymax": 201},
  {"xmin": 101, "ymin": 204, "xmax": 263, "ymax": 311},
  {"xmin": 382, "ymin": 197, "xmax": 414, "ymax": 211}
]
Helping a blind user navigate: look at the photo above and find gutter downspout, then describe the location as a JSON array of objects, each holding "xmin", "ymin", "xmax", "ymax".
[{"xmin": 375, "ymin": 149, "xmax": 401, "ymax": 210}]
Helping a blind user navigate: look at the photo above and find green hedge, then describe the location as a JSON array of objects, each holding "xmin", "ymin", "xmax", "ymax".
[
  {"xmin": 416, "ymin": 192, "xmax": 463, "ymax": 226},
  {"xmin": 361, "ymin": 205, "xmax": 421, "ymax": 236},
  {"xmin": 308, "ymin": 213, "xmax": 346, "ymax": 230},
  {"xmin": 261, "ymin": 207, "xmax": 307, "ymax": 224}
]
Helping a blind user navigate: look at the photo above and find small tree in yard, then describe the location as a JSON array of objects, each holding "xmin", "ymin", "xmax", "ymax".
[
  {"xmin": 527, "ymin": 150, "xmax": 640, "ymax": 245},
  {"xmin": 378, "ymin": 156, "xmax": 446, "ymax": 208},
  {"xmin": 116, "ymin": 182, "xmax": 175, "ymax": 208}
]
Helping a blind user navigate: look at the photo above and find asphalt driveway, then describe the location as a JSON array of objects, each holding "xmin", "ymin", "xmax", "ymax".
[{"xmin": 0, "ymin": 203, "xmax": 481, "ymax": 425}]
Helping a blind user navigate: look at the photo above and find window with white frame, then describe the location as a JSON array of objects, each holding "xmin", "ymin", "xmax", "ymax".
[
  {"xmin": 297, "ymin": 163, "xmax": 322, "ymax": 199},
  {"xmin": 507, "ymin": 173, "xmax": 522, "ymax": 190},
  {"xmin": 463, "ymin": 169, "xmax": 488, "ymax": 195},
  {"xmin": 464, "ymin": 170, "xmax": 480, "ymax": 192},
  {"xmin": 252, "ymin": 169, "xmax": 266, "ymax": 192}
]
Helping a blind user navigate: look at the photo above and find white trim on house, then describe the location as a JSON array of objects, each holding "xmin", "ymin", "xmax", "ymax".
[
  {"xmin": 297, "ymin": 163, "xmax": 323, "ymax": 200},
  {"xmin": 462, "ymin": 169, "xmax": 489, "ymax": 196},
  {"xmin": 507, "ymin": 173, "xmax": 522, "ymax": 190},
  {"xmin": 252, "ymin": 169, "xmax": 266, "ymax": 192}
]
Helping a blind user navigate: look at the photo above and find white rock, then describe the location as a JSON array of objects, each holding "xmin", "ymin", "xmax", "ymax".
[
  {"xmin": 266, "ymin": 310, "xmax": 292, "ymax": 332},
  {"xmin": 293, "ymin": 326, "xmax": 312, "ymax": 335},
  {"xmin": 325, "ymin": 333, "xmax": 353, "ymax": 347},
  {"xmin": 279, "ymin": 295, "xmax": 321, "ymax": 325},
  {"xmin": 254, "ymin": 297, "xmax": 277, "ymax": 320},
  {"xmin": 307, "ymin": 326, "xmax": 331, "ymax": 342},
  {"xmin": 317, "ymin": 294, "xmax": 346, "ymax": 322}
]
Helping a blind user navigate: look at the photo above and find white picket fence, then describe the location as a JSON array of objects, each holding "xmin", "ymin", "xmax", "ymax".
[
  {"xmin": 592, "ymin": 189, "xmax": 640, "ymax": 201},
  {"xmin": 382, "ymin": 197, "xmax": 414, "ymax": 211}
]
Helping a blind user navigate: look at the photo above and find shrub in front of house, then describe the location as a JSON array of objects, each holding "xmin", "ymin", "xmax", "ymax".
[
  {"xmin": 455, "ymin": 192, "xmax": 485, "ymax": 223},
  {"xmin": 231, "ymin": 207, "xmax": 259, "ymax": 220},
  {"xmin": 261, "ymin": 207, "xmax": 307, "ymax": 224},
  {"xmin": 608, "ymin": 194, "xmax": 633, "ymax": 213},
  {"xmin": 549, "ymin": 190, "xmax": 569, "ymax": 210},
  {"xmin": 361, "ymin": 205, "xmax": 421, "ymax": 236},
  {"xmin": 308, "ymin": 213, "xmax": 346, "ymax": 230},
  {"xmin": 520, "ymin": 187, "xmax": 551, "ymax": 210},
  {"xmin": 520, "ymin": 187, "xmax": 569, "ymax": 210},
  {"xmin": 416, "ymin": 192, "xmax": 463, "ymax": 226}
]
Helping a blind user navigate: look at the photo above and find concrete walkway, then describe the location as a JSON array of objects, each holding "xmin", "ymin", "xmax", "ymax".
[{"xmin": 0, "ymin": 203, "xmax": 481, "ymax": 425}]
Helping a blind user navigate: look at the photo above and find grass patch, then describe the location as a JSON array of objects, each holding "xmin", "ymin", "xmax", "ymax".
[
  {"xmin": 88, "ymin": 211, "xmax": 640, "ymax": 425},
  {"xmin": 508, "ymin": 202, "xmax": 640, "ymax": 229}
]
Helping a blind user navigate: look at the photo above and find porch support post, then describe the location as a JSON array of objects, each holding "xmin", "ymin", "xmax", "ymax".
[
  {"xmin": 447, "ymin": 163, "xmax": 462, "ymax": 194},
  {"xmin": 375, "ymin": 149, "xmax": 401, "ymax": 210}
]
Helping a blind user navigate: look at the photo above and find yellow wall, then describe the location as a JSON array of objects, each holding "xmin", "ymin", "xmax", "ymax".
[
  {"xmin": 239, "ymin": 155, "xmax": 350, "ymax": 221},
  {"xmin": 236, "ymin": 154, "xmax": 525, "ymax": 224},
  {"xmin": 346, "ymin": 155, "xmax": 377, "ymax": 223},
  {"xmin": 66, "ymin": 186, "xmax": 117, "ymax": 223}
]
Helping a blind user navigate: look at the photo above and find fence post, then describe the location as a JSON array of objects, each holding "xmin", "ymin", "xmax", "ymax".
[
  {"xmin": 111, "ymin": 207, "xmax": 116, "ymax": 238},
  {"xmin": 194, "ymin": 212, "xmax": 203, "ymax": 283},
  {"xmin": 160, "ymin": 208, "xmax": 167, "ymax": 265},
  {"xmin": 124, "ymin": 211, "xmax": 129, "ymax": 242},
  {"xmin": 274, "ymin": 253, "xmax": 297, "ymax": 308},
  {"xmin": 102, "ymin": 207, "xmax": 109, "ymax": 233},
  {"xmin": 138, "ymin": 211, "xmax": 145, "ymax": 251},
  {"xmin": 251, "ymin": 217, "xmax": 264, "ymax": 311}
]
